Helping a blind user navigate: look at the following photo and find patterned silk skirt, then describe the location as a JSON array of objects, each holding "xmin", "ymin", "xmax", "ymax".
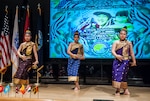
[
  {"xmin": 14, "ymin": 59, "xmax": 32, "ymax": 85},
  {"xmin": 67, "ymin": 58, "xmax": 80, "ymax": 82},
  {"xmin": 112, "ymin": 59, "xmax": 130, "ymax": 89}
]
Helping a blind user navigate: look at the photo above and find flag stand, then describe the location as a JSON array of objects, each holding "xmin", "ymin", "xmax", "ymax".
[
  {"xmin": 34, "ymin": 66, "xmax": 44, "ymax": 99},
  {"xmin": 10, "ymin": 78, "xmax": 14, "ymax": 86},
  {"xmin": 0, "ymin": 73, "xmax": 3, "ymax": 85},
  {"xmin": 34, "ymin": 65, "xmax": 44, "ymax": 86}
]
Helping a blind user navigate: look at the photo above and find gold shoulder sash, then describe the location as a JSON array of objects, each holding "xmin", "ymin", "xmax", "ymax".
[{"xmin": 21, "ymin": 42, "xmax": 35, "ymax": 56}]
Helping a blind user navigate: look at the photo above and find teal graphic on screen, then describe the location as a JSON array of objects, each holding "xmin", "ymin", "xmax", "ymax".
[{"xmin": 50, "ymin": 0, "xmax": 150, "ymax": 59}]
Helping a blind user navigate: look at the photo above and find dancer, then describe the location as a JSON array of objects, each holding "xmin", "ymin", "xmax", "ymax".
[
  {"xmin": 111, "ymin": 27, "xmax": 136, "ymax": 95},
  {"xmin": 14, "ymin": 30, "xmax": 38, "ymax": 85},
  {"xmin": 67, "ymin": 31, "xmax": 84, "ymax": 91}
]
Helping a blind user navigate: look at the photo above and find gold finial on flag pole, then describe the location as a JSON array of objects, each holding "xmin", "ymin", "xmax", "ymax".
[
  {"xmin": 37, "ymin": 3, "xmax": 41, "ymax": 15},
  {"xmin": 38, "ymin": 3, "xmax": 41, "ymax": 8},
  {"xmin": 26, "ymin": 5, "xmax": 30, "ymax": 17},
  {"xmin": 27, "ymin": 5, "xmax": 29, "ymax": 9},
  {"xmin": 16, "ymin": 5, "xmax": 19, "ymax": 9},
  {"xmin": 5, "ymin": 5, "xmax": 8, "ymax": 14}
]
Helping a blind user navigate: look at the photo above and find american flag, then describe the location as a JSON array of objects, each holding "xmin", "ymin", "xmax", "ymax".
[{"xmin": 0, "ymin": 12, "xmax": 11, "ymax": 73}]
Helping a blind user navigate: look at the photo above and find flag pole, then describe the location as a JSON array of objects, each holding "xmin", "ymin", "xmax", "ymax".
[
  {"xmin": 15, "ymin": 89, "xmax": 16, "ymax": 97},
  {"xmin": 29, "ymin": 90, "xmax": 31, "ymax": 98},
  {"xmin": 8, "ymin": 88, "xmax": 9, "ymax": 97},
  {"xmin": 10, "ymin": 5, "xmax": 19, "ymax": 86},
  {"xmin": 37, "ymin": 87, "xmax": 39, "ymax": 99},
  {"xmin": 37, "ymin": 70, "xmax": 39, "ymax": 85},
  {"xmin": 34, "ymin": 3, "xmax": 40, "ymax": 86},
  {"xmin": 34, "ymin": 3, "xmax": 44, "ymax": 86}
]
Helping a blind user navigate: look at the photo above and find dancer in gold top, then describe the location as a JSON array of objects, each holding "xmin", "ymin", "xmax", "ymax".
[
  {"xmin": 14, "ymin": 30, "xmax": 38, "ymax": 85},
  {"xmin": 112, "ymin": 27, "xmax": 136, "ymax": 95}
]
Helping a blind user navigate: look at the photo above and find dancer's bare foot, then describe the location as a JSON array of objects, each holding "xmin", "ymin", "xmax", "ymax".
[
  {"xmin": 123, "ymin": 89, "xmax": 130, "ymax": 95},
  {"xmin": 115, "ymin": 92, "xmax": 120, "ymax": 96},
  {"xmin": 74, "ymin": 81, "xmax": 80, "ymax": 91},
  {"xmin": 74, "ymin": 87, "xmax": 80, "ymax": 91},
  {"xmin": 115, "ymin": 90, "xmax": 120, "ymax": 96},
  {"xmin": 77, "ymin": 85, "xmax": 80, "ymax": 90}
]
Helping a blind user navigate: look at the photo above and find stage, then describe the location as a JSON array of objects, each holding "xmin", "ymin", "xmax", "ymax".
[{"xmin": 0, "ymin": 84, "xmax": 150, "ymax": 101}]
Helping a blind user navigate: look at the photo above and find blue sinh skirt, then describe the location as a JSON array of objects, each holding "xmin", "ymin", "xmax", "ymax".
[{"xmin": 67, "ymin": 58, "xmax": 80, "ymax": 81}]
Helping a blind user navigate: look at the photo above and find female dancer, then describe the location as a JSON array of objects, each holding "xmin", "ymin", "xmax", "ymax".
[
  {"xmin": 67, "ymin": 31, "xmax": 84, "ymax": 91},
  {"xmin": 111, "ymin": 27, "xmax": 136, "ymax": 95},
  {"xmin": 14, "ymin": 30, "xmax": 38, "ymax": 85}
]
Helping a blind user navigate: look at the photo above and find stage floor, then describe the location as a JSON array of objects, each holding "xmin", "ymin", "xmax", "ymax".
[{"xmin": 0, "ymin": 84, "xmax": 150, "ymax": 101}]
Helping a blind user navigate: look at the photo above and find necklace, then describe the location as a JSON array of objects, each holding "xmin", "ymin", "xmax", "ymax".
[{"xmin": 120, "ymin": 40, "xmax": 126, "ymax": 45}]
